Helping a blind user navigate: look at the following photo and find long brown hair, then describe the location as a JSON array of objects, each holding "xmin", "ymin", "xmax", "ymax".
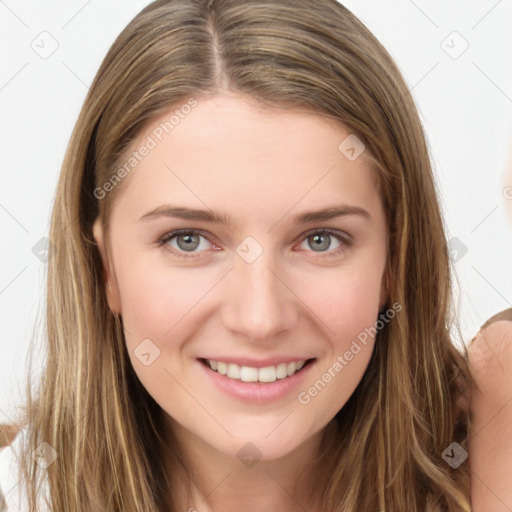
[{"xmin": 9, "ymin": 0, "xmax": 473, "ymax": 510}]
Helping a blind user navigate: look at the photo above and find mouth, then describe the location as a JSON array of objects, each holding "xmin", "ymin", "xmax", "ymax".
[{"xmin": 198, "ymin": 357, "xmax": 316, "ymax": 384}]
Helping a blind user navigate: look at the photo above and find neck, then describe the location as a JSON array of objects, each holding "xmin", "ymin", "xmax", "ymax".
[{"xmin": 163, "ymin": 417, "xmax": 337, "ymax": 512}]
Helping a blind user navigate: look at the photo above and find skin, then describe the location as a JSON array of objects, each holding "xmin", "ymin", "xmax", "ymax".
[
  {"xmin": 468, "ymin": 140, "xmax": 512, "ymax": 509},
  {"xmin": 469, "ymin": 318, "xmax": 512, "ymax": 510},
  {"xmin": 93, "ymin": 92, "xmax": 389, "ymax": 511}
]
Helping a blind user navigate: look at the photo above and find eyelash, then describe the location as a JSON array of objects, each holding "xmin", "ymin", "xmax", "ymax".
[{"xmin": 157, "ymin": 228, "xmax": 352, "ymax": 260}]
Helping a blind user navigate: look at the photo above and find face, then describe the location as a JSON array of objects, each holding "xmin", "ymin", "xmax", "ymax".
[{"xmin": 93, "ymin": 92, "xmax": 388, "ymax": 463}]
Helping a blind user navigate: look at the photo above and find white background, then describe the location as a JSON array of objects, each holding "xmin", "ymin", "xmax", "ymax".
[{"xmin": 1, "ymin": 0, "xmax": 512, "ymax": 422}]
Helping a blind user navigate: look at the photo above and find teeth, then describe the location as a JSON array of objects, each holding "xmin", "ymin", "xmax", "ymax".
[
  {"xmin": 258, "ymin": 366, "xmax": 276, "ymax": 382},
  {"xmin": 227, "ymin": 363, "xmax": 240, "ymax": 379},
  {"xmin": 206, "ymin": 359, "xmax": 309, "ymax": 383},
  {"xmin": 276, "ymin": 363, "xmax": 288, "ymax": 379}
]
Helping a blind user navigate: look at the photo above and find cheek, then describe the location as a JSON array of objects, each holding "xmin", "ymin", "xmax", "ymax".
[
  {"xmin": 295, "ymin": 268, "xmax": 382, "ymax": 423},
  {"xmin": 295, "ymin": 263, "xmax": 384, "ymax": 342},
  {"xmin": 116, "ymin": 258, "xmax": 212, "ymax": 344},
  {"xmin": 116, "ymin": 261, "xmax": 207, "ymax": 407}
]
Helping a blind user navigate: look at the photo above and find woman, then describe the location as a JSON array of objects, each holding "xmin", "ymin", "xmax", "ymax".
[{"xmin": 1, "ymin": 0, "xmax": 507, "ymax": 510}]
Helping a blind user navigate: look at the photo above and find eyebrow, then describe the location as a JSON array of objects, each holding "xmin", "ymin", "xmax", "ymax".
[{"xmin": 139, "ymin": 204, "xmax": 372, "ymax": 226}]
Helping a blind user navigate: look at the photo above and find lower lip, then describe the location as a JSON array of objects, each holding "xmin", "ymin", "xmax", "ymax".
[{"xmin": 197, "ymin": 358, "xmax": 316, "ymax": 404}]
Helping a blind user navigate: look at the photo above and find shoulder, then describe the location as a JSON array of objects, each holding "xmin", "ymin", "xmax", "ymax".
[
  {"xmin": 467, "ymin": 308, "xmax": 512, "ymax": 511},
  {"xmin": 0, "ymin": 425, "xmax": 21, "ymax": 449},
  {"xmin": 0, "ymin": 425, "xmax": 52, "ymax": 512},
  {"xmin": 468, "ymin": 310, "xmax": 512, "ymax": 408},
  {"xmin": 468, "ymin": 309, "xmax": 512, "ymax": 378},
  {"xmin": 0, "ymin": 426, "xmax": 25, "ymax": 511}
]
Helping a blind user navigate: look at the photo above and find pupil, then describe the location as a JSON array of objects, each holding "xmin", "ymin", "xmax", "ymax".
[
  {"xmin": 311, "ymin": 234, "xmax": 329, "ymax": 251},
  {"xmin": 178, "ymin": 234, "xmax": 199, "ymax": 251}
]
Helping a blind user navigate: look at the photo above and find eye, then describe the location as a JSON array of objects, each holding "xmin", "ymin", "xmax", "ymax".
[
  {"xmin": 157, "ymin": 229, "xmax": 216, "ymax": 259},
  {"xmin": 296, "ymin": 229, "xmax": 352, "ymax": 256},
  {"xmin": 157, "ymin": 228, "xmax": 352, "ymax": 260}
]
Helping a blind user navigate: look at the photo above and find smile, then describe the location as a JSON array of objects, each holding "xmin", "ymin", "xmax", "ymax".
[{"xmin": 200, "ymin": 358, "xmax": 315, "ymax": 383}]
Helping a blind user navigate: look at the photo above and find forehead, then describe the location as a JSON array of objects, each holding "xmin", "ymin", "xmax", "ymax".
[{"xmin": 110, "ymin": 93, "xmax": 382, "ymax": 226}]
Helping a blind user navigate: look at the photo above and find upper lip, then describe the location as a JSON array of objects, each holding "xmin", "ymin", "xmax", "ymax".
[{"xmin": 199, "ymin": 356, "xmax": 315, "ymax": 368}]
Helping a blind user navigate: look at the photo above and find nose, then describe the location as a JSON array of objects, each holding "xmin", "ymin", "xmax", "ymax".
[{"xmin": 221, "ymin": 244, "xmax": 298, "ymax": 343}]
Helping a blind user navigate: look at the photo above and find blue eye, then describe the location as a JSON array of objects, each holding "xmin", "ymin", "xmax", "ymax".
[
  {"xmin": 298, "ymin": 229, "xmax": 351, "ymax": 254},
  {"xmin": 157, "ymin": 228, "xmax": 352, "ymax": 260},
  {"xmin": 157, "ymin": 230, "xmax": 213, "ymax": 259}
]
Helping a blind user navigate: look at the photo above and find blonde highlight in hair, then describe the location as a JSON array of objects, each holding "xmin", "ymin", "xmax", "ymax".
[{"xmin": 13, "ymin": 0, "xmax": 473, "ymax": 510}]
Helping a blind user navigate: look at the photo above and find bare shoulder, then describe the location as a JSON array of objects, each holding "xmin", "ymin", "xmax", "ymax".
[
  {"xmin": 0, "ymin": 424, "xmax": 21, "ymax": 448},
  {"xmin": 467, "ymin": 309, "xmax": 512, "ymax": 511},
  {"xmin": 468, "ymin": 309, "xmax": 512, "ymax": 378}
]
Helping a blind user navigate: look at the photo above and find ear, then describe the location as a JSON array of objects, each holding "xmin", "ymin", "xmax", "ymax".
[{"xmin": 92, "ymin": 217, "xmax": 121, "ymax": 315}]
